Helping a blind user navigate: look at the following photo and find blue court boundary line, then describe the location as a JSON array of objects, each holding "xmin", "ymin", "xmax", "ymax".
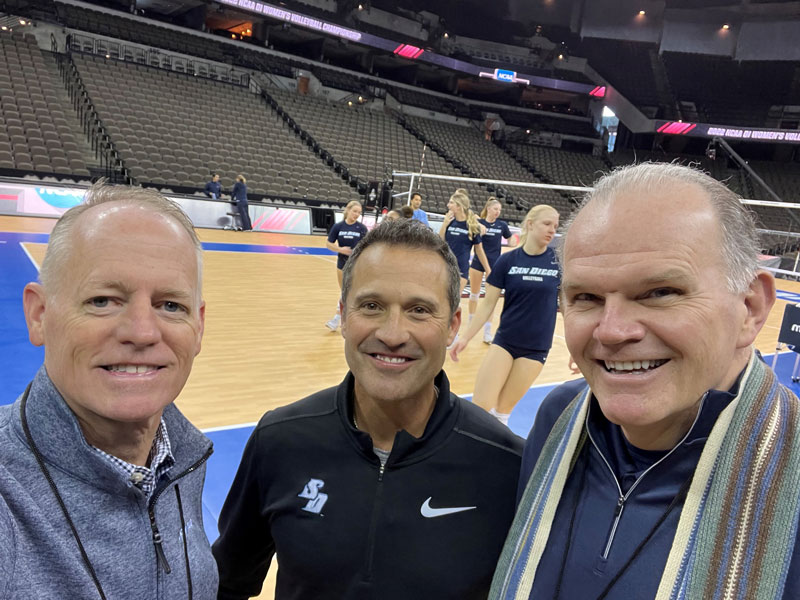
[{"xmin": 0, "ymin": 231, "xmax": 336, "ymax": 256}]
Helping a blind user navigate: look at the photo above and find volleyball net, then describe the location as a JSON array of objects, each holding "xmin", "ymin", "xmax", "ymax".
[{"xmin": 392, "ymin": 170, "xmax": 800, "ymax": 283}]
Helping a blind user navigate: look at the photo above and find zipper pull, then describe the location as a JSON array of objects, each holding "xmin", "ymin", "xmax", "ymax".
[
  {"xmin": 614, "ymin": 496, "xmax": 625, "ymax": 517},
  {"xmin": 149, "ymin": 510, "xmax": 172, "ymax": 574},
  {"xmin": 152, "ymin": 528, "xmax": 172, "ymax": 574}
]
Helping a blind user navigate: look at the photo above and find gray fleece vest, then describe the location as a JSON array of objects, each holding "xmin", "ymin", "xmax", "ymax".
[{"xmin": 0, "ymin": 367, "xmax": 218, "ymax": 599}]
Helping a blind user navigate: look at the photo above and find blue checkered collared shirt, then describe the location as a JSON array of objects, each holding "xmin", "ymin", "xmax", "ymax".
[{"xmin": 91, "ymin": 418, "xmax": 175, "ymax": 497}]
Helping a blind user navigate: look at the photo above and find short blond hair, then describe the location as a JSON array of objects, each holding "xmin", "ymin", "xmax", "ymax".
[{"xmin": 40, "ymin": 182, "xmax": 203, "ymax": 297}]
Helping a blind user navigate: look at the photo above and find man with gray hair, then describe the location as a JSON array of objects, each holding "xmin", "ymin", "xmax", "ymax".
[
  {"xmin": 213, "ymin": 218, "xmax": 523, "ymax": 599},
  {"xmin": 0, "ymin": 183, "xmax": 218, "ymax": 598},
  {"xmin": 490, "ymin": 162, "xmax": 800, "ymax": 599}
]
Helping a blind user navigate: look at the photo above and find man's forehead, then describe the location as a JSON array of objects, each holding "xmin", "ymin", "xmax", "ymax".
[
  {"xmin": 75, "ymin": 203, "xmax": 187, "ymax": 242},
  {"xmin": 352, "ymin": 244, "xmax": 447, "ymax": 291},
  {"xmin": 566, "ymin": 182, "xmax": 717, "ymax": 257}
]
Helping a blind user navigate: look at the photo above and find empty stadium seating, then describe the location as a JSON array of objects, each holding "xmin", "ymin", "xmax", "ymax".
[
  {"xmin": 403, "ymin": 115, "xmax": 571, "ymax": 215},
  {"xmin": 72, "ymin": 52, "xmax": 360, "ymax": 201},
  {"xmin": 662, "ymin": 53, "xmax": 795, "ymax": 127},
  {"xmin": 0, "ymin": 31, "xmax": 90, "ymax": 176},
  {"xmin": 267, "ymin": 88, "xmax": 526, "ymax": 217},
  {"xmin": 508, "ymin": 143, "xmax": 607, "ymax": 189}
]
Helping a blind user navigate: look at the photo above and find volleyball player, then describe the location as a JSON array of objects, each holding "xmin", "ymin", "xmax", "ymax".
[
  {"xmin": 450, "ymin": 205, "xmax": 560, "ymax": 426},
  {"xmin": 468, "ymin": 196, "xmax": 515, "ymax": 343},
  {"xmin": 325, "ymin": 200, "xmax": 367, "ymax": 331},
  {"xmin": 439, "ymin": 190, "xmax": 490, "ymax": 296}
]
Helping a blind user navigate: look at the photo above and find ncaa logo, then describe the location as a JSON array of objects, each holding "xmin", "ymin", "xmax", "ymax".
[{"xmin": 298, "ymin": 478, "xmax": 329, "ymax": 514}]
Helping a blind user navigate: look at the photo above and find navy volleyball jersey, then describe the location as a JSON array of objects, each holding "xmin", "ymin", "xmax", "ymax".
[
  {"xmin": 487, "ymin": 246, "xmax": 560, "ymax": 351},
  {"xmin": 328, "ymin": 220, "xmax": 368, "ymax": 269},
  {"xmin": 471, "ymin": 218, "xmax": 511, "ymax": 270},
  {"xmin": 446, "ymin": 219, "xmax": 481, "ymax": 277}
]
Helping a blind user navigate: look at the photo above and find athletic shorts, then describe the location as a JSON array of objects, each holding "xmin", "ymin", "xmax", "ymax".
[
  {"xmin": 470, "ymin": 253, "xmax": 499, "ymax": 273},
  {"xmin": 492, "ymin": 333, "xmax": 548, "ymax": 363},
  {"xmin": 455, "ymin": 253, "xmax": 470, "ymax": 280}
]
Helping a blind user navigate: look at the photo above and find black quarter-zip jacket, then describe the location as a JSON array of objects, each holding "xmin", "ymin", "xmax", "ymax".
[{"xmin": 213, "ymin": 371, "xmax": 523, "ymax": 600}]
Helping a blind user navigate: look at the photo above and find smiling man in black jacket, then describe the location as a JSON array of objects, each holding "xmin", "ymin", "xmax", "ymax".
[{"xmin": 213, "ymin": 218, "xmax": 523, "ymax": 600}]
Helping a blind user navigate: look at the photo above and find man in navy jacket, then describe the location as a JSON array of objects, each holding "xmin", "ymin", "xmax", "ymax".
[
  {"xmin": 491, "ymin": 162, "xmax": 800, "ymax": 600},
  {"xmin": 204, "ymin": 172, "xmax": 222, "ymax": 199}
]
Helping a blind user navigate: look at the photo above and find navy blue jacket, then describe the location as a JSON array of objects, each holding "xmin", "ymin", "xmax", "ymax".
[
  {"xmin": 231, "ymin": 182, "xmax": 247, "ymax": 203},
  {"xmin": 204, "ymin": 180, "xmax": 222, "ymax": 198},
  {"xmin": 518, "ymin": 378, "xmax": 800, "ymax": 599}
]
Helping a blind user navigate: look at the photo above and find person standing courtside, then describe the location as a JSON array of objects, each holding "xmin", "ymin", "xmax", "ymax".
[
  {"xmin": 231, "ymin": 174, "xmax": 251, "ymax": 231},
  {"xmin": 410, "ymin": 191, "xmax": 429, "ymax": 227},
  {"xmin": 325, "ymin": 200, "xmax": 367, "ymax": 331},
  {"xmin": 213, "ymin": 219, "xmax": 523, "ymax": 600},
  {"xmin": 451, "ymin": 204, "xmax": 560, "ymax": 427},
  {"xmin": 0, "ymin": 183, "xmax": 216, "ymax": 598},
  {"xmin": 440, "ymin": 189, "xmax": 491, "ymax": 296},
  {"xmin": 490, "ymin": 163, "xmax": 800, "ymax": 600},
  {"xmin": 467, "ymin": 196, "xmax": 514, "ymax": 343},
  {"xmin": 204, "ymin": 172, "xmax": 222, "ymax": 199}
]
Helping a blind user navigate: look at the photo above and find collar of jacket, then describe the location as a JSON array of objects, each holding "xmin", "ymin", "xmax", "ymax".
[
  {"xmin": 586, "ymin": 368, "xmax": 743, "ymax": 482},
  {"xmin": 11, "ymin": 365, "xmax": 213, "ymax": 496},
  {"xmin": 336, "ymin": 370, "xmax": 459, "ymax": 468}
]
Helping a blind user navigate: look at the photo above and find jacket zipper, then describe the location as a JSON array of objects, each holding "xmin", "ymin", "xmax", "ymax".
[
  {"xmin": 147, "ymin": 445, "xmax": 214, "ymax": 574},
  {"xmin": 362, "ymin": 458, "xmax": 386, "ymax": 581},
  {"xmin": 586, "ymin": 393, "xmax": 706, "ymax": 560}
]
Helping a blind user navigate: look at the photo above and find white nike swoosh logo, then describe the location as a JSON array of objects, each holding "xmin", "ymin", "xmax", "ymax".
[{"xmin": 420, "ymin": 497, "xmax": 477, "ymax": 518}]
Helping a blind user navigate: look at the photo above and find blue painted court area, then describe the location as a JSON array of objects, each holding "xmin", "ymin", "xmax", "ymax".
[
  {"xmin": 0, "ymin": 235, "xmax": 45, "ymax": 397},
  {"xmin": 200, "ymin": 241, "xmax": 335, "ymax": 255},
  {"xmin": 777, "ymin": 290, "xmax": 800, "ymax": 303}
]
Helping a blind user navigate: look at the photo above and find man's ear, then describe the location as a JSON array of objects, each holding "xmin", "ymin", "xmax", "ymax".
[
  {"xmin": 737, "ymin": 271, "xmax": 776, "ymax": 348},
  {"xmin": 447, "ymin": 307, "xmax": 462, "ymax": 347},
  {"xmin": 338, "ymin": 300, "xmax": 346, "ymax": 338},
  {"xmin": 194, "ymin": 300, "xmax": 206, "ymax": 356},
  {"xmin": 23, "ymin": 282, "xmax": 47, "ymax": 347}
]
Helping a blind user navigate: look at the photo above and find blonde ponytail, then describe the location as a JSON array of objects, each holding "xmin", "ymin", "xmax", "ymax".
[
  {"xmin": 466, "ymin": 209, "xmax": 480, "ymax": 240},
  {"xmin": 449, "ymin": 191, "xmax": 481, "ymax": 239}
]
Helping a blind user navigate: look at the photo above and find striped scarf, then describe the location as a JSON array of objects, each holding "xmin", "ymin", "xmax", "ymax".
[{"xmin": 490, "ymin": 353, "xmax": 800, "ymax": 600}]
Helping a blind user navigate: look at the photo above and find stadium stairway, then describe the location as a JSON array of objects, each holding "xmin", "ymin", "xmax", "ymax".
[{"xmin": 255, "ymin": 78, "xmax": 362, "ymax": 205}]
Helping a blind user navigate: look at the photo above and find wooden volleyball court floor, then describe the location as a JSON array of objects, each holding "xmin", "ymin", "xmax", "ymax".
[{"xmin": 3, "ymin": 214, "xmax": 800, "ymax": 599}]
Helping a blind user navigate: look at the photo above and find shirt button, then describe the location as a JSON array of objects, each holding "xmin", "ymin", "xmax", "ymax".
[{"xmin": 130, "ymin": 472, "xmax": 144, "ymax": 484}]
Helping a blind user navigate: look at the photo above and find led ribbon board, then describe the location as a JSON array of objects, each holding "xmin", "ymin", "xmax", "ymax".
[
  {"xmin": 657, "ymin": 121, "xmax": 800, "ymax": 144},
  {"xmin": 218, "ymin": 0, "xmax": 599, "ymax": 96}
]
